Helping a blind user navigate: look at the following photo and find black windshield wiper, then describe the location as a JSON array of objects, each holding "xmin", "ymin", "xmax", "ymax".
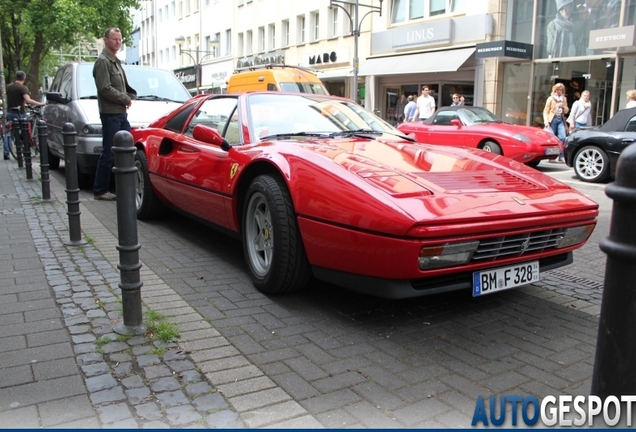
[
  {"xmin": 136, "ymin": 95, "xmax": 182, "ymax": 103},
  {"xmin": 331, "ymin": 129, "xmax": 416, "ymax": 142},
  {"xmin": 259, "ymin": 132, "xmax": 333, "ymax": 141},
  {"xmin": 79, "ymin": 95, "xmax": 98, "ymax": 99}
]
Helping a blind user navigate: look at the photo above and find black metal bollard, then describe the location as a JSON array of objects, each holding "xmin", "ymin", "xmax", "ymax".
[
  {"xmin": 38, "ymin": 120, "xmax": 52, "ymax": 201},
  {"xmin": 13, "ymin": 116, "xmax": 23, "ymax": 168},
  {"xmin": 21, "ymin": 117, "xmax": 33, "ymax": 180},
  {"xmin": 112, "ymin": 131, "xmax": 145, "ymax": 335},
  {"xmin": 591, "ymin": 143, "xmax": 636, "ymax": 397},
  {"xmin": 62, "ymin": 123, "xmax": 87, "ymax": 246}
]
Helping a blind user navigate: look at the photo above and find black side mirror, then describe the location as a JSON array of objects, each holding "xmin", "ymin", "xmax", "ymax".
[{"xmin": 46, "ymin": 92, "xmax": 71, "ymax": 104}]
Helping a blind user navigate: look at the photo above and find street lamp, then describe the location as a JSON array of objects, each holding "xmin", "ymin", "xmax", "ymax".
[
  {"xmin": 175, "ymin": 35, "xmax": 221, "ymax": 94},
  {"xmin": 329, "ymin": 0, "xmax": 383, "ymax": 105}
]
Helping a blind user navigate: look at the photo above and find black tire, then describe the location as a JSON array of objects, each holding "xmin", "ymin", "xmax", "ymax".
[
  {"xmin": 242, "ymin": 174, "xmax": 311, "ymax": 294},
  {"xmin": 482, "ymin": 140, "xmax": 502, "ymax": 154},
  {"xmin": 47, "ymin": 146, "xmax": 60, "ymax": 170},
  {"xmin": 525, "ymin": 160, "xmax": 541, "ymax": 168},
  {"xmin": 135, "ymin": 149, "xmax": 167, "ymax": 220},
  {"xmin": 574, "ymin": 145, "xmax": 610, "ymax": 183}
]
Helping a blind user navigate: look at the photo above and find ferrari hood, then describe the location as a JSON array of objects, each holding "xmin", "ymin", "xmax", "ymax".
[
  {"xmin": 486, "ymin": 123, "xmax": 559, "ymax": 142},
  {"xmin": 76, "ymin": 100, "xmax": 183, "ymax": 127},
  {"xmin": 290, "ymin": 137, "xmax": 597, "ymax": 228}
]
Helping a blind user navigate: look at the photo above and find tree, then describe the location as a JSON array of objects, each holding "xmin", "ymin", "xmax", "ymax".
[{"xmin": 0, "ymin": 0, "xmax": 140, "ymax": 97}]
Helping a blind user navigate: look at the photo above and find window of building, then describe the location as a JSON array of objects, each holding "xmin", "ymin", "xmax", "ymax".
[
  {"xmin": 159, "ymin": 50, "xmax": 164, "ymax": 64},
  {"xmin": 268, "ymin": 23, "xmax": 276, "ymax": 50},
  {"xmin": 238, "ymin": 32, "xmax": 244, "ymax": 57},
  {"xmin": 344, "ymin": 4, "xmax": 353, "ymax": 34},
  {"xmin": 506, "ymin": 0, "xmax": 533, "ymax": 44},
  {"xmin": 158, "ymin": 8, "xmax": 163, "ymax": 22},
  {"xmin": 311, "ymin": 11, "xmax": 320, "ymax": 42},
  {"xmin": 258, "ymin": 26, "xmax": 265, "ymax": 52},
  {"xmin": 225, "ymin": 29, "xmax": 232, "ymax": 56},
  {"xmin": 185, "ymin": 0, "xmax": 190, "ymax": 16},
  {"xmin": 390, "ymin": 0, "xmax": 469, "ymax": 23},
  {"xmin": 170, "ymin": 2, "xmax": 174, "ymax": 17},
  {"xmin": 178, "ymin": 0, "xmax": 183, "ymax": 18},
  {"xmin": 298, "ymin": 15, "xmax": 306, "ymax": 44},
  {"xmin": 329, "ymin": 7, "xmax": 338, "ymax": 37},
  {"xmin": 282, "ymin": 20, "xmax": 290, "ymax": 47},
  {"xmin": 536, "ymin": 0, "xmax": 622, "ymax": 60},
  {"xmin": 214, "ymin": 32, "xmax": 221, "ymax": 57},
  {"xmin": 246, "ymin": 30, "xmax": 253, "ymax": 55}
]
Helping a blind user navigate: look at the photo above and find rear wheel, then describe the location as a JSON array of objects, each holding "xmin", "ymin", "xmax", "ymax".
[
  {"xmin": 574, "ymin": 145, "xmax": 610, "ymax": 183},
  {"xmin": 525, "ymin": 160, "xmax": 541, "ymax": 168},
  {"xmin": 242, "ymin": 174, "xmax": 311, "ymax": 294},
  {"xmin": 482, "ymin": 141, "xmax": 502, "ymax": 154},
  {"xmin": 135, "ymin": 149, "xmax": 167, "ymax": 220}
]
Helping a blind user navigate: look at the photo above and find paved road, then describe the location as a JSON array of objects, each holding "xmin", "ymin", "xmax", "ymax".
[{"xmin": 3, "ymin": 157, "xmax": 614, "ymax": 427}]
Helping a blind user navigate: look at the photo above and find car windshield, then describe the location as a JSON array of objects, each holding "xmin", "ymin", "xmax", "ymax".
[
  {"xmin": 246, "ymin": 93, "xmax": 399, "ymax": 139},
  {"xmin": 77, "ymin": 64, "xmax": 191, "ymax": 102},
  {"xmin": 458, "ymin": 107, "xmax": 502, "ymax": 125},
  {"xmin": 279, "ymin": 82, "xmax": 330, "ymax": 95}
]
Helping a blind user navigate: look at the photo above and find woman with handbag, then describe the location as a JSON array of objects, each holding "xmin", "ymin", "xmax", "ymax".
[{"xmin": 543, "ymin": 83, "xmax": 569, "ymax": 163}]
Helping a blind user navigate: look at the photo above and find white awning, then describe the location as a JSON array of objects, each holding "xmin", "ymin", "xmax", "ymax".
[
  {"xmin": 315, "ymin": 67, "xmax": 352, "ymax": 79},
  {"xmin": 358, "ymin": 47, "xmax": 476, "ymax": 76}
]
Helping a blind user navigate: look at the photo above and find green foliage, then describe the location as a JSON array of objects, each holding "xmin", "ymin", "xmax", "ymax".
[
  {"xmin": 1, "ymin": 0, "xmax": 141, "ymax": 95},
  {"xmin": 145, "ymin": 310, "xmax": 180, "ymax": 343}
]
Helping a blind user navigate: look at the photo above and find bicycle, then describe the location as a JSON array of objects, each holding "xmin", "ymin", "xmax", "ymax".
[{"xmin": 8, "ymin": 105, "xmax": 42, "ymax": 161}]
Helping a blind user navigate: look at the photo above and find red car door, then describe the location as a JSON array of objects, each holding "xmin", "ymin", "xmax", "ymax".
[
  {"xmin": 161, "ymin": 97, "xmax": 239, "ymax": 228},
  {"xmin": 427, "ymin": 111, "xmax": 467, "ymax": 147}
]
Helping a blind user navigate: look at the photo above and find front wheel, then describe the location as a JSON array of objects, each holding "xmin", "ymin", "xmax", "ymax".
[
  {"xmin": 482, "ymin": 141, "xmax": 502, "ymax": 154},
  {"xmin": 135, "ymin": 149, "xmax": 167, "ymax": 220},
  {"xmin": 242, "ymin": 175, "xmax": 311, "ymax": 294},
  {"xmin": 574, "ymin": 145, "xmax": 610, "ymax": 183}
]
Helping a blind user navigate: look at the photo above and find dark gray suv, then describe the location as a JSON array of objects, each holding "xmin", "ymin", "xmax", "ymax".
[{"xmin": 44, "ymin": 62, "xmax": 191, "ymax": 182}]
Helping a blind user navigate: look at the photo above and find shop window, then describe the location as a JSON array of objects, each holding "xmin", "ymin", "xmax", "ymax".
[{"xmin": 535, "ymin": 0, "xmax": 623, "ymax": 60}]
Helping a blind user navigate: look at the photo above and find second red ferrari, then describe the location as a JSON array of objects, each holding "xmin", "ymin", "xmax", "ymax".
[{"xmin": 398, "ymin": 106, "xmax": 562, "ymax": 167}]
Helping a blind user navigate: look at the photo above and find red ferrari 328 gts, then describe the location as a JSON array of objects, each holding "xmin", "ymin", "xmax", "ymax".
[{"xmin": 130, "ymin": 92, "xmax": 598, "ymax": 299}]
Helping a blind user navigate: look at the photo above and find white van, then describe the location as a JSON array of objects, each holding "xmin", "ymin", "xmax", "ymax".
[{"xmin": 44, "ymin": 63, "xmax": 190, "ymax": 183}]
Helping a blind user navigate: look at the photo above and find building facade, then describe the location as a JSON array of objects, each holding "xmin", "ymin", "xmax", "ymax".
[{"xmin": 137, "ymin": 0, "xmax": 636, "ymax": 127}]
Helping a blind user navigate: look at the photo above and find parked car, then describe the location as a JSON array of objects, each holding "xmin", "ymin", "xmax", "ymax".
[
  {"xmin": 43, "ymin": 62, "xmax": 191, "ymax": 184},
  {"xmin": 564, "ymin": 107, "xmax": 636, "ymax": 183},
  {"xmin": 397, "ymin": 106, "xmax": 563, "ymax": 167},
  {"xmin": 130, "ymin": 92, "xmax": 598, "ymax": 299},
  {"xmin": 226, "ymin": 64, "xmax": 329, "ymax": 94}
]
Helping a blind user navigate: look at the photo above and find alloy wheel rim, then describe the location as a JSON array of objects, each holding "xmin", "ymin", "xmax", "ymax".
[
  {"xmin": 576, "ymin": 148, "xmax": 604, "ymax": 180},
  {"xmin": 245, "ymin": 192, "xmax": 274, "ymax": 277}
]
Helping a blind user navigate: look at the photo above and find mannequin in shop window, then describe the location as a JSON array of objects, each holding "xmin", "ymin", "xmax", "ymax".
[{"xmin": 546, "ymin": 0, "xmax": 585, "ymax": 58}]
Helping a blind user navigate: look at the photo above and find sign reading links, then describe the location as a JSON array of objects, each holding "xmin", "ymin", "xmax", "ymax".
[{"xmin": 472, "ymin": 395, "xmax": 636, "ymax": 427}]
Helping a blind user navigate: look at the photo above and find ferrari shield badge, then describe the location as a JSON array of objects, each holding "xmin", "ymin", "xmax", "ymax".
[{"xmin": 230, "ymin": 163, "xmax": 239, "ymax": 179}]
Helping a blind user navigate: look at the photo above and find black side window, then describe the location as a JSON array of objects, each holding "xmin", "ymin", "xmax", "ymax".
[
  {"xmin": 267, "ymin": 83, "xmax": 277, "ymax": 91},
  {"xmin": 165, "ymin": 105, "xmax": 197, "ymax": 133},
  {"xmin": 49, "ymin": 68, "xmax": 66, "ymax": 93},
  {"xmin": 626, "ymin": 116, "xmax": 636, "ymax": 132},
  {"xmin": 59, "ymin": 68, "xmax": 73, "ymax": 100},
  {"xmin": 434, "ymin": 112, "xmax": 457, "ymax": 126}
]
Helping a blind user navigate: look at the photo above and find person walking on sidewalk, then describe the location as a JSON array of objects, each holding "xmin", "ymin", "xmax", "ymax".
[
  {"xmin": 5, "ymin": 71, "xmax": 46, "ymax": 160},
  {"xmin": 93, "ymin": 27, "xmax": 137, "ymax": 201},
  {"xmin": 543, "ymin": 82, "xmax": 569, "ymax": 163},
  {"xmin": 414, "ymin": 85, "xmax": 436, "ymax": 121}
]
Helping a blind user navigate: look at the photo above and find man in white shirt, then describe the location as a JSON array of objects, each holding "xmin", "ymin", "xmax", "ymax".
[{"xmin": 415, "ymin": 85, "xmax": 436, "ymax": 121}]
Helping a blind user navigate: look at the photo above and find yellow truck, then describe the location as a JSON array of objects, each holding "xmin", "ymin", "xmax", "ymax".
[{"xmin": 226, "ymin": 64, "xmax": 329, "ymax": 95}]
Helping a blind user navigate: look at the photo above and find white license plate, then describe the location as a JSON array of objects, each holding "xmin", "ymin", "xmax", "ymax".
[
  {"xmin": 544, "ymin": 148, "xmax": 560, "ymax": 155},
  {"xmin": 472, "ymin": 261, "xmax": 539, "ymax": 296}
]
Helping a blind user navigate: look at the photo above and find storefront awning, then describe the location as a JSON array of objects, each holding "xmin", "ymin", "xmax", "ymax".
[{"xmin": 358, "ymin": 47, "xmax": 475, "ymax": 76}]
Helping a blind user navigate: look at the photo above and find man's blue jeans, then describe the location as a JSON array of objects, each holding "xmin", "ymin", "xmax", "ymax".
[
  {"xmin": 94, "ymin": 112, "xmax": 131, "ymax": 196},
  {"xmin": 4, "ymin": 112, "xmax": 24, "ymax": 156}
]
